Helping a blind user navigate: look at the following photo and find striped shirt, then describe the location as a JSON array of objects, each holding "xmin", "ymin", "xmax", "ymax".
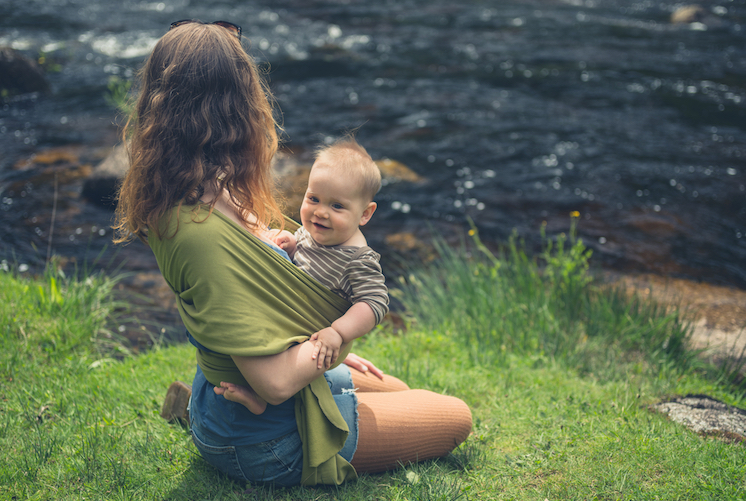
[{"xmin": 293, "ymin": 226, "xmax": 389, "ymax": 324}]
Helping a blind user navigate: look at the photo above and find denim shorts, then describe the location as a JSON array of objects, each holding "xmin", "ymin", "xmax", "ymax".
[{"xmin": 190, "ymin": 364, "xmax": 358, "ymax": 486}]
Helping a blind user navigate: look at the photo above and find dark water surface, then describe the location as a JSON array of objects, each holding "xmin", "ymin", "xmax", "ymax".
[{"xmin": 1, "ymin": 0, "xmax": 745, "ymax": 289}]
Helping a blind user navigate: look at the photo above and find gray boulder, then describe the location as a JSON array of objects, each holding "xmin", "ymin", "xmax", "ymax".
[
  {"xmin": 81, "ymin": 143, "xmax": 129, "ymax": 207},
  {"xmin": 0, "ymin": 47, "xmax": 50, "ymax": 96}
]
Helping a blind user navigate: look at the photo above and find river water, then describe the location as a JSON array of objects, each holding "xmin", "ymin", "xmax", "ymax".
[{"xmin": 1, "ymin": 0, "xmax": 745, "ymax": 290}]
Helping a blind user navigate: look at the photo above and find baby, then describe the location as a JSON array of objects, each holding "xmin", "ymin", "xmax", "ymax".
[{"xmin": 217, "ymin": 137, "xmax": 389, "ymax": 413}]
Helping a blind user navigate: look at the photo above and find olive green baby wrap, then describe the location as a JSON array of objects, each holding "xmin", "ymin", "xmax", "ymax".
[{"xmin": 149, "ymin": 204, "xmax": 357, "ymax": 485}]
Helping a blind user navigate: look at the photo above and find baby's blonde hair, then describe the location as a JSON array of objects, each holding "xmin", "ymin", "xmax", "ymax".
[{"xmin": 314, "ymin": 136, "xmax": 381, "ymax": 203}]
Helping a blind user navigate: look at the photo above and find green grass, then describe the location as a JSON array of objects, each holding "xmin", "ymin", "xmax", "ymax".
[
  {"xmin": 1, "ymin": 226, "xmax": 745, "ymax": 500},
  {"xmin": 390, "ymin": 220, "xmax": 696, "ymax": 382}
]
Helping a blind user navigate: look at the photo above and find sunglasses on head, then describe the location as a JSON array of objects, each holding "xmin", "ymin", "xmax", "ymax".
[{"xmin": 169, "ymin": 19, "xmax": 242, "ymax": 40}]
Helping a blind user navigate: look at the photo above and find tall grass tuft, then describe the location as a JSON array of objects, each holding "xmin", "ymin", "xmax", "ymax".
[
  {"xmin": 391, "ymin": 216, "xmax": 695, "ymax": 378},
  {"xmin": 1, "ymin": 262, "xmax": 129, "ymax": 368}
]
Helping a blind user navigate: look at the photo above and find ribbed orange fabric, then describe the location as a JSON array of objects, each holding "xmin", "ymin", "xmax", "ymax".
[
  {"xmin": 350, "ymin": 370, "xmax": 410, "ymax": 393},
  {"xmin": 350, "ymin": 389, "xmax": 472, "ymax": 474}
]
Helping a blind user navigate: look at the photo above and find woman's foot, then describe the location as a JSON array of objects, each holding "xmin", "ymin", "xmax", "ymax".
[
  {"xmin": 161, "ymin": 381, "xmax": 192, "ymax": 426},
  {"xmin": 214, "ymin": 382, "xmax": 268, "ymax": 415}
]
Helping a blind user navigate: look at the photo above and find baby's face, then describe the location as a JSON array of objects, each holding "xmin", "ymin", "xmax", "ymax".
[{"xmin": 300, "ymin": 164, "xmax": 373, "ymax": 247}]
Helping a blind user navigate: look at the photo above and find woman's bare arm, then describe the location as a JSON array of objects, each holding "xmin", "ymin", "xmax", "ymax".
[{"xmin": 231, "ymin": 340, "xmax": 343, "ymax": 405}]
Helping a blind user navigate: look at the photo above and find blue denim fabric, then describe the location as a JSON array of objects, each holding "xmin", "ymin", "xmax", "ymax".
[
  {"xmin": 325, "ymin": 365, "xmax": 359, "ymax": 461},
  {"xmin": 190, "ymin": 364, "xmax": 358, "ymax": 486},
  {"xmin": 191, "ymin": 421, "xmax": 304, "ymax": 486}
]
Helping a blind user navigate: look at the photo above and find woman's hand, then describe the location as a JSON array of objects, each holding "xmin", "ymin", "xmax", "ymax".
[{"xmin": 343, "ymin": 353, "xmax": 384, "ymax": 380}]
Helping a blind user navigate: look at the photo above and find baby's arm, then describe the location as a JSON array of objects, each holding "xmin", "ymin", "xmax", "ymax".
[
  {"xmin": 310, "ymin": 302, "xmax": 377, "ymax": 369},
  {"xmin": 268, "ymin": 229, "xmax": 297, "ymax": 257}
]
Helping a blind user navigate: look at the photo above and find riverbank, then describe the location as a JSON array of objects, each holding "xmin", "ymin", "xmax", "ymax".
[
  {"xmin": 2, "ymin": 141, "xmax": 745, "ymax": 362},
  {"xmin": 2, "ymin": 228, "xmax": 745, "ymax": 500},
  {"xmin": 603, "ymin": 272, "xmax": 746, "ymax": 367},
  {"xmin": 115, "ymin": 259, "xmax": 746, "ymax": 365}
]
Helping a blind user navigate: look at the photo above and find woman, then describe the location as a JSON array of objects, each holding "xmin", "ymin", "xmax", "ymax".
[{"xmin": 114, "ymin": 19, "xmax": 472, "ymax": 486}]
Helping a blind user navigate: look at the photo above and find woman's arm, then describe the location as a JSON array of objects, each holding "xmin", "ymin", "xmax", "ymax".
[{"xmin": 232, "ymin": 340, "xmax": 343, "ymax": 405}]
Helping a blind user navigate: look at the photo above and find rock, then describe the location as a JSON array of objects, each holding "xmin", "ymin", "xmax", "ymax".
[
  {"xmin": 375, "ymin": 159, "xmax": 425, "ymax": 183},
  {"xmin": 81, "ymin": 143, "xmax": 129, "ymax": 207},
  {"xmin": 652, "ymin": 395, "xmax": 746, "ymax": 443},
  {"xmin": 671, "ymin": 5, "xmax": 705, "ymax": 24},
  {"xmin": 272, "ymin": 151, "xmax": 312, "ymax": 218},
  {"xmin": 0, "ymin": 47, "xmax": 50, "ymax": 96},
  {"xmin": 624, "ymin": 211, "xmax": 680, "ymax": 237}
]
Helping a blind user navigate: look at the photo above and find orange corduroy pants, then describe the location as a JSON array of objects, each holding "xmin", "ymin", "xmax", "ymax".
[{"xmin": 348, "ymin": 371, "xmax": 472, "ymax": 474}]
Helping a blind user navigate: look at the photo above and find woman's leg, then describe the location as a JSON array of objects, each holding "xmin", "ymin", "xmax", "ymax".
[
  {"xmin": 350, "ymin": 369, "xmax": 410, "ymax": 393},
  {"xmin": 350, "ymin": 389, "xmax": 472, "ymax": 474}
]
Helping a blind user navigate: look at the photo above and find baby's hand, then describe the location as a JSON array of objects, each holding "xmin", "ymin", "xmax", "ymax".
[
  {"xmin": 270, "ymin": 229, "xmax": 297, "ymax": 256},
  {"xmin": 309, "ymin": 327, "xmax": 344, "ymax": 370}
]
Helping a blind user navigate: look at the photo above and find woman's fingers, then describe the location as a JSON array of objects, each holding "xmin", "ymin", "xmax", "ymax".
[{"xmin": 344, "ymin": 353, "xmax": 385, "ymax": 379}]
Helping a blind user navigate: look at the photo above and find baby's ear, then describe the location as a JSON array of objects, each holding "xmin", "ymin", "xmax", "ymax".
[{"xmin": 359, "ymin": 202, "xmax": 377, "ymax": 226}]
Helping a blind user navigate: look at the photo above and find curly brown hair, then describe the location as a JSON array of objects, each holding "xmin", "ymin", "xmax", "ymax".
[{"xmin": 113, "ymin": 22, "xmax": 283, "ymax": 244}]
